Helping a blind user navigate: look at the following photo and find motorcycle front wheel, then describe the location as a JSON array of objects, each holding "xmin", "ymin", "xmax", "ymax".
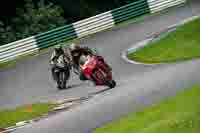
[
  {"xmin": 58, "ymin": 69, "xmax": 70, "ymax": 89},
  {"xmin": 106, "ymin": 80, "xmax": 116, "ymax": 88}
]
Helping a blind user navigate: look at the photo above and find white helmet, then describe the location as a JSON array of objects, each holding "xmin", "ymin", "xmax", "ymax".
[{"xmin": 70, "ymin": 43, "xmax": 80, "ymax": 50}]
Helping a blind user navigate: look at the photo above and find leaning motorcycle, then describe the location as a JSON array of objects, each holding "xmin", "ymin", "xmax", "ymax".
[
  {"xmin": 53, "ymin": 55, "xmax": 71, "ymax": 89},
  {"xmin": 79, "ymin": 54, "xmax": 116, "ymax": 88}
]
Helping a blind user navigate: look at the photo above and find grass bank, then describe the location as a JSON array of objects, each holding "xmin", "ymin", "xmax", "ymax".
[
  {"xmin": 128, "ymin": 17, "xmax": 200, "ymax": 63},
  {"xmin": 94, "ymin": 85, "xmax": 200, "ymax": 133},
  {"xmin": 0, "ymin": 103, "xmax": 56, "ymax": 128}
]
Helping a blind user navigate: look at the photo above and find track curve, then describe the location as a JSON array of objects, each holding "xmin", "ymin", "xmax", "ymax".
[{"xmin": 0, "ymin": 0, "xmax": 200, "ymax": 132}]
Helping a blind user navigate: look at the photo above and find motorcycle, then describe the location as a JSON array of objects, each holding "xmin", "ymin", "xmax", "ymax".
[
  {"xmin": 79, "ymin": 54, "xmax": 116, "ymax": 88},
  {"xmin": 53, "ymin": 55, "xmax": 71, "ymax": 89}
]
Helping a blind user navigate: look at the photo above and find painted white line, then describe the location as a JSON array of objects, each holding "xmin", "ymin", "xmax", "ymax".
[
  {"xmin": 121, "ymin": 15, "xmax": 200, "ymax": 65},
  {"xmin": 121, "ymin": 38, "xmax": 156, "ymax": 66}
]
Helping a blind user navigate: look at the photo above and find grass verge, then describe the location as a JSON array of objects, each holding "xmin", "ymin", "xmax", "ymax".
[
  {"xmin": 128, "ymin": 17, "xmax": 200, "ymax": 63},
  {"xmin": 0, "ymin": 103, "xmax": 56, "ymax": 128},
  {"xmin": 94, "ymin": 85, "xmax": 200, "ymax": 133}
]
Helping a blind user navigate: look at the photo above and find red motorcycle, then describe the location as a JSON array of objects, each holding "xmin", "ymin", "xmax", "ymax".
[{"xmin": 79, "ymin": 54, "xmax": 116, "ymax": 88}]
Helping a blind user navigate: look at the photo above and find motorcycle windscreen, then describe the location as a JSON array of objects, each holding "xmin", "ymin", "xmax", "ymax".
[{"xmin": 81, "ymin": 56, "xmax": 96, "ymax": 70}]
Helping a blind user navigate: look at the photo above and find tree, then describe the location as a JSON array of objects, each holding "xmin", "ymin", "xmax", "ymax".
[
  {"xmin": 0, "ymin": 21, "xmax": 16, "ymax": 45},
  {"xmin": 0, "ymin": 0, "xmax": 67, "ymax": 45}
]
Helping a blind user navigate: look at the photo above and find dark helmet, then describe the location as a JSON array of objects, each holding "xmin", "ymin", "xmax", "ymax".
[
  {"xmin": 54, "ymin": 45, "xmax": 63, "ymax": 54},
  {"xmin": 70, "ymin": 43, "xmax": 80, "ymax": 51},
  {"xmin": 54, "ymin": 45, "xmax": 62, "ymax": 52}
]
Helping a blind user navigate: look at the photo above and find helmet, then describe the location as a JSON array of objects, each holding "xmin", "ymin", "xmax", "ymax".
[
  {"xmin": 54, "ymin": 45, "xmax": 63, "ymax": 53},
  {"xmin": 54, "ymin": 44, "xmax": 62, "ymax": 49},
  {"xmin": 70, "ymin": 43, "xmax": 80, "ymax": 50}
]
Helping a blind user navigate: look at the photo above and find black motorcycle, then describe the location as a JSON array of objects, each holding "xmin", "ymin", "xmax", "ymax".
[{"xmin": 52, "ymin": 55, "xmax": 71, "ymax": 90}]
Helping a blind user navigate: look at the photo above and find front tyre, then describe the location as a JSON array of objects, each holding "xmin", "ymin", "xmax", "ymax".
[
  {"xmin": 58, "ymin": 69, "xmax": 70, "ymax": 90},
  {"xmin": 106, "ymin": 80, "xmax": 116, "ymax": 88}
]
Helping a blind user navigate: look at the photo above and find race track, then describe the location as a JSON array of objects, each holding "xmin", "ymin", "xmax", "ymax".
[{"xmin": 0, "ymin": 0, "xmax": 200, "ymax": 132}]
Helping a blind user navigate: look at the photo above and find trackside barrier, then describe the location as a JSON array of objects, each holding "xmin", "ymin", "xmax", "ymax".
[{"xmin": 0, "ymin": 0, "xmax": 186, "ymax": 63}]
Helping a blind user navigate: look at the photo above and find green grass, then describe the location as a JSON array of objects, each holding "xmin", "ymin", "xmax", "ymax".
[
  {"xmin": 128, "ymin": 17, "xmax": 200, "ymax": 63},
  {"xmin": 94, "ymin": 85, "xmax": 200, "ymax": 133},
  {"xmin": 0, "ymin": 103, "xmax": 56, "ymax": 128}
]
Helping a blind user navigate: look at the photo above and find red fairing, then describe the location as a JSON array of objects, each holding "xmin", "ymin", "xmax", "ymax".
[{"xmin": 81, "ymin": 55, "xmax": 113, "ymax": 85}]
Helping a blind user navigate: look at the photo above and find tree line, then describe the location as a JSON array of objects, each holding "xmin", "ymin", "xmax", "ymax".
[{"xmin": 0, "ymin": 0, "xmax": 139, "ymax": 45}]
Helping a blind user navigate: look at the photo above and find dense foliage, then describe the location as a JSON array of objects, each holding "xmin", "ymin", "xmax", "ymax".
[
  {"xmin": 51, "ymin": 0, "xmax": 140, "ymax": 22},
  {"xmin": 0, "ymin": 0, "xmax": 139, "ymax": 45},
  {"xmin": 0, "ymin": 0, "xmax": 66, "ymax": 45}
]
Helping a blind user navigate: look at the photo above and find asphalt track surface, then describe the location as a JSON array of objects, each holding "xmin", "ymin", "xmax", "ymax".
[{"xmin": 0, "ymin": 0, "xmax": 200, "ymax": 132}]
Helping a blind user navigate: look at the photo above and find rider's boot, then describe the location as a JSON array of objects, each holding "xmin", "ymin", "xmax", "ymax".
[
  {"xmin": 57, "ymin": 81, "xmax": 62, "ymax": 89},
  {"xmin": 51, "ymin": 67, "xmax": 57, "ymax": 81},
  {"xmin": 79, "ymin": 72, "xmax": 88, "ymax": 81}
]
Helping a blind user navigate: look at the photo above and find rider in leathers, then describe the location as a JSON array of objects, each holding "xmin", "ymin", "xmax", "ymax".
[
  {"xmin": 65, "ymin": 43, "xmax": 96, "ymax": 81},
  {"xmin": 50, "ymin": 45, "xmax": 70, "ymax": 89},
  {"xmin": 65, "ymin": 43, "xmax": 112, "ymax": 81},
  {"xmin": 50, "ymin": 43, "xmax": 112, "ymax": 88}
]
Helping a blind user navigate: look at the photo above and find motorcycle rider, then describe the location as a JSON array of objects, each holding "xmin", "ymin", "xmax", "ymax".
[
  {"xmin": 65, "ymin": 42, "xmax": 112, "ymax": 81},
  {"xmin": 65, "ymin": 42, "xmax": 96, "ymax": 80},
  {"xmin": 50, "ymin": 45, "xmax": 70, "ymax": 89}
]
